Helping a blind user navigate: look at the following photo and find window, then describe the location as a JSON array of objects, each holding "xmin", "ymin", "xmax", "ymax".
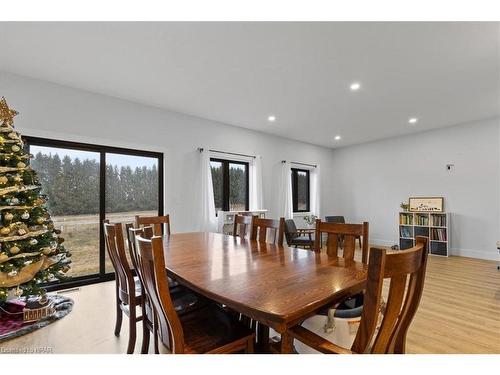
[
  {"xmin": 26, "ymin": 136, "xmax": 163, "ymax": 289},
  {"xmin": 210, "ymin": 158, "xmax": 249, "ymax": 212},
  {"xmin": 291, "ymin": 168, "xmax": 310, "ymax": 213}
]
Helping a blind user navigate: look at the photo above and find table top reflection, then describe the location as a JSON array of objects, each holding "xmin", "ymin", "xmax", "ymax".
[{"xmin": 162, "ymin": 232, "xmax": 367, "ymax": 331}]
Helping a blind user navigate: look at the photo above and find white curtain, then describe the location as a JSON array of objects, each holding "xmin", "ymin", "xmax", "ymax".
[
  {"xmin": 279, "ymin": 161, "xmax": 293, "ymax": 219},
  {"xmin": 198, "ymin": 148, "xmax": 217, "ymax": 232},
  {"xmin": 310, "ymin": 165, "xmax": 321, "ymax": 218},
  {"xmin": 249, "ymin": 155, "xmax": 264, "ymax": 210}
]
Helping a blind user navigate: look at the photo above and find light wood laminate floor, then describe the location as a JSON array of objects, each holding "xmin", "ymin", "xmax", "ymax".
[{"xmin": 2, "ymin": 251, "xmax": 499, "ymax": 354}]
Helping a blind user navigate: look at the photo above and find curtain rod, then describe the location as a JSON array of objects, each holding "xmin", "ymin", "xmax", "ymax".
[
  {"xmin": 198, "ymin": 147, "xmax": 256, "ymax": 159},
  {"xmin": 282, "ymin": 160, "xmax": 317, "ymax": 168}
]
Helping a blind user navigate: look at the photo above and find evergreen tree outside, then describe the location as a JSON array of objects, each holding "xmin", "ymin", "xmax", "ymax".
[{"xmin": 0, "ymin": 97, "xmax": 71, "ymax": 301}]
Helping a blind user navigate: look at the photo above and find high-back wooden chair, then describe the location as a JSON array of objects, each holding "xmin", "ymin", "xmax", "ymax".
[
  {"xmin": 134, "ymin": 234, "xmax": 254, "ymax": 353},
  {"xmin": 251, "ymin": 217, "xmax": 285, "ymax": 246},
  {"xmin": 124, "ymin": 224, "xmax": 158, "ymax": 354},
  {"xmin": 314, "ymin": 219, "xmax": 369, "ymax": 264},
  {"xmin": 135, "ymin": 214, "xmax": 171, "ymax": 236},
  {"xmin": 289, "ymin": 236, "xmax": 429, "ymax": 354},
  {"xmin": 324, "ymin": 216, "xmax": 362, "ymax": 249},
  {"xmin": 103, "ymin": 221, "xmax": 142, "ymax": 354},
  {"xmin": 233, "ymin": 215, "xmax": 255, "ymax": 239}
]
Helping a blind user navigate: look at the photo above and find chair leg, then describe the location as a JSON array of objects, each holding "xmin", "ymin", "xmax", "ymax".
[
  {"xmin": 153, "ymin": 313, "xmax": 159, "ymax": 354},
  {"xmin": 114, "ymin": 285, "xmax": 123, "ymax": 336},
  {"xmin": 141, "ymin": 302, "xmax": 150, "ymax": 354},
  {"xmin": 127, "ymin": 305, "xmax": 137, "ymax": 354}
]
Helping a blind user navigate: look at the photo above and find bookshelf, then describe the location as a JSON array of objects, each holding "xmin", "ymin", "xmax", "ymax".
[{"xmin": 398, "ymin": 211, "xmax": 450, "ymax": 256}]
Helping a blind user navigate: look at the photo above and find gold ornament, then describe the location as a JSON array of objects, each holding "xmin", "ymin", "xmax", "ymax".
[
  {"xmin": 41, "ymin": 247, "xmax": 53, "ymax": 255},
  {"xmin": 8, "ymin": 132, "xmax": 17, "ymax": 139},
  {"xmin": 0, "ymin": 176, "xmax": 8, "ymax": 185},
  {"xmin": 4, "ymin": 213, "xmax": 13, "ymax": 221},
  {"xmin": 0, "ymin": 227, "xmax": 10, "ymax": 235},
  {"xmin": 17, "ymin": 162, "xmax": 26, "ymax": 168},
  {"xmin": 0, "ymin": 253, "xmax": 8, "ymax": 262},
  {"xmin": 9, "ymin": 246, "xmax": 20, "ymax": 254},
  {"xmin": 36, "ymin": 217, "xmax": 45, "ymax": 224},
  {"xmin": 0, "ymin": 97, "xmax": 18, "ymax": 127},
  {"xmin": 11, "ymin": 145, "xmax": 20, "ymax": 152}
]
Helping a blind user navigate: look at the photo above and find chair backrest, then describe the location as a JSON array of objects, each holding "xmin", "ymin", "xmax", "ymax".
[
  {"xmin": 284, "ymin": 219, "xmax": 298, "ymax": 243},
  {"xmin": 251, "ymin": 217, "xmax": 285, "ymax": 246},
  {"xmin": 135, "ymin": 215, "xmax": 171, "ymax": 236},
  {"xmin": 325, "ymin": 216, "xmax": 346, "ymax": 224},
  {"xmin": 103, "ymin": 221, "xmax": 135, "ymax": 303},
  {"xmin": 125, "ymin": 224, "xmax": 154, "ymax": 275},
  {"xmin": 352, "ymin": 236, "xmax": 429, "ymax": 354},
  {"xmin": 135, "ymin": 233, "xmax": 185, "ymax": 353},
  {"xmin": 233, "ymin": 215, "xmax": 255, "ymax": 239},
  {"xmin": 314, "ymin": 219, "xmax": 369, "ymax": 263}
]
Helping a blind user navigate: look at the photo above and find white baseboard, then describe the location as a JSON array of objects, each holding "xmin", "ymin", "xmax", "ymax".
[
  {"xmin": 369, "ymin": 238, "xmax": 398, "ymax": 247},
  {"xmin": 450, "ymin": 248, "xmax": 499, "ymax": 261},
  {"xmin": 369, "ymin": 239, "xmax": 499, "ymax": 261}
]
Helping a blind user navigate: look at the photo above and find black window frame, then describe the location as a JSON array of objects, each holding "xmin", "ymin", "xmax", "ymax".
[
  {"xmin": 291, "ymin": 168, "xmax": 310, "ymax": 213},
  {"xmin": 210, "ymin": 158, "xmax": 250, "ymax": 212},
  {"xmin": 24, "ymin": 136, "xmax": 164, "ymax": 291}
]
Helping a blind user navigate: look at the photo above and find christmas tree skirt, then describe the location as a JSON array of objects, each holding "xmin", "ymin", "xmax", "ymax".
[{"xmin": 0, "ymin": 294, "xmax": 73, "ymax": 342}]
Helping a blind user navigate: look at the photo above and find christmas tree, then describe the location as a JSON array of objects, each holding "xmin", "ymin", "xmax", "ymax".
[{"xmin": 0, "ymin": 97, "xmax": 71, "ymax": 302}]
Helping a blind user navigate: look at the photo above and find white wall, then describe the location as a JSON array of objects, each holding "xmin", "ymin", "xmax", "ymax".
[
  {"xmin": 0, "ymin": 71, "xmax": 334, "ymax": 232},
  {"xmin": 330, "ymin": 118, "xmax": 500, "ymax": 260},
  {"xmin": 2, "ymin": 70, "xmax": 497, "ymax": 260}
]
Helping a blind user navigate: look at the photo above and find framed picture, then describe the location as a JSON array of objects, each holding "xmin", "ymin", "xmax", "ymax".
[{"xmin": 408, "ymin": 197, "xmax": 444, "ymax": 212}]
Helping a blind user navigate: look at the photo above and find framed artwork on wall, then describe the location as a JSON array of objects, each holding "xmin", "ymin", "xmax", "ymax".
[{"xmin": 408, "ymin": 197, "xmax": 444, "ymax": 212}]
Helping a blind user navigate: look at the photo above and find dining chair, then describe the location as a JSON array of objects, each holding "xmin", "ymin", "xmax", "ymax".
[
  {"xmin": 135, "ymin": 214, "xmax": 171, "ymax": 236},
  {"xmin": 314, "ymin": 219, "xmax": 369, "ymax": 264},
  {"xmin": 284, "ymin": 219, "xmax": 314, "ymax": 249},
  {"xmin": 324, "ymin": 216, "xmax": 362, "ymax": 249},
  {"xmin": 134, "ymin": 215, "xmax": 180, "ymax": 289},
  {"xmin": 103, "ymin": 221, "xmax": 142, "ymax": 354},
  {"xmin": 126, "ymin": 225, "xmax": 205, "ymax": 352},
  {"xmin": 134, "ymin": 233, "xmax": 255, "ymax": 353},
  {"xmin": 233, "ymin": 214, "xmax": 255, "ymax": 239},
  {"xmin": 251, "ymin": 217, "xmax": 285, "ymax": 246},
  {"xmin": 287, "ymin": 236, "xmax": 429, "ymax": 354}
]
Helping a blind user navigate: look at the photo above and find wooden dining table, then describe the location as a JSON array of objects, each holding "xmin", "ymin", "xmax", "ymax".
[{"xmin": 162, "ymin": 232, "xmax": 368, "ymax": 353}]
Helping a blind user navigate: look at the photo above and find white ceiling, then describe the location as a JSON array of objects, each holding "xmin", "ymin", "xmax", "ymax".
[{"xmin": 0, "ymin": 22, "xmax": 498, "ymax": 148}]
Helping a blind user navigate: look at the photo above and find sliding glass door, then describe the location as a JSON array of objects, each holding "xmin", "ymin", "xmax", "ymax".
[{"xmin": 26, "ymin": 137, "xmax": 163, "ymax": 289}]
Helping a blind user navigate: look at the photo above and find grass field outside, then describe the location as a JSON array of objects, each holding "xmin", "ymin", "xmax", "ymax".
[{"xmin": 52, "ymin": 210, "xmax": 157, "ymax": 277}]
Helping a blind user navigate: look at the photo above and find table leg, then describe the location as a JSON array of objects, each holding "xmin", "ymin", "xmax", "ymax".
[{"xmin": 280, "ymin": 331, "xmax": 294, "ymax": 354}]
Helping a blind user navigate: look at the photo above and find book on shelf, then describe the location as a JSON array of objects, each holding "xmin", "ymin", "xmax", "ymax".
[
  {"xmin": 431, "ymin": 214, "xmax": 446, "ymax": 227},
  {"xmin": 415, "ymin": 214, "xmax": 429, "ymax": 226},
  {"xmin": 399, "ymin": 213, "xmax": 413, "ymax": 225},
  {"xmin": 399, "ymin": 226, "xmax": 412, "ymax": 238},
  {"xmin": 431, "ymin": 228, "xmax": 447, "ymax": 241}
]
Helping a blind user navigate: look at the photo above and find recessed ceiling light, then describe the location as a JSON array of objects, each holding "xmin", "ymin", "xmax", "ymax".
[
  {"xmin": 334, "ymin": 135, "xmax": 341, "ymax": 141},
  {"xmin": 349, "ymin": 82, "xmax": 361, "ymax": 91},
  {"xmin": 268, "ymin": 115, "xmax": 276, "ymax": 122},
  {"xmin": 408, "ymin": 117, "xmax": 418, "ymax": 124}
]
